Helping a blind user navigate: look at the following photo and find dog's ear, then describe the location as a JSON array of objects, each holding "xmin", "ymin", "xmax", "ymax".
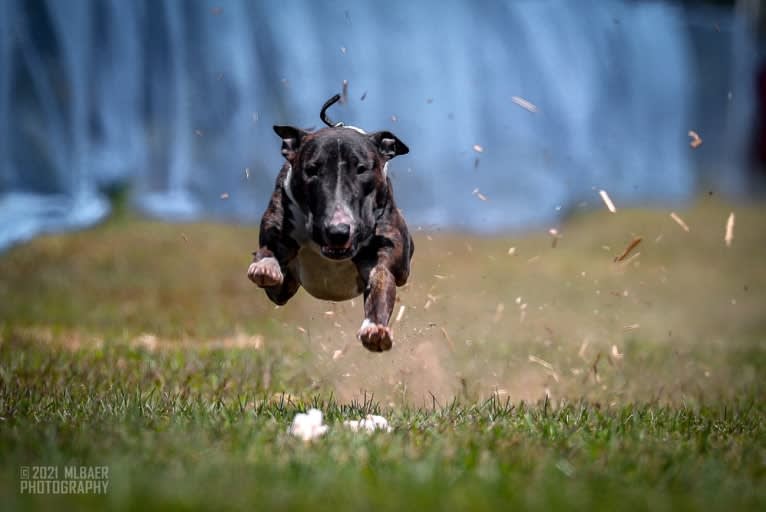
[
  {"xmin": 369, "ymin": 131, "xmax": 409, "ymax": 161},
  {"xmin": 273, "ymin": 125, "xmax": 308, "ymax": 162}
]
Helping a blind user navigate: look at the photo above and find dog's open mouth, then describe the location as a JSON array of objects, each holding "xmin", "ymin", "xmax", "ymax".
[{"xmin": 321, "ymin": 244, "xmax": 353, "ymax": 260}]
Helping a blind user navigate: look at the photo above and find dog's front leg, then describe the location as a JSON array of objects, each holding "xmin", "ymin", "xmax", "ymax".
[
  {"xmin": 357, "ymin": 265, "xmax": 397, "ymax": 352},
  {"xmin": 248, "ymin": 165, "xmax": 300, "ymax": 305},
  {"xmin": 248, "ymin": 246, "xmax": 300, "ymax": 306},
  {"xmin": 248, "ymin": 247, "xmax": 283, "ymax": 287}
]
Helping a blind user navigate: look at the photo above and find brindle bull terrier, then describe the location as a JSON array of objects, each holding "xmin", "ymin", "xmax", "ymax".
[{"xmin": 248, "ymin": 95, "xmax": 413, "ymax": 352}]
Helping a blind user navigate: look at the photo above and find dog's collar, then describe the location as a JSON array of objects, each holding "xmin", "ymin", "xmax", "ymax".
[{"xmin": 339, "ymin": 125, "xmax": 367, "ymax": 135}]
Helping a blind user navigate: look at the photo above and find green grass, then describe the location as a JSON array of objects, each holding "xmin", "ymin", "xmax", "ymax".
[{"xmin": 1, "ymin": 198, "xmax": 765, "ymax": 510}]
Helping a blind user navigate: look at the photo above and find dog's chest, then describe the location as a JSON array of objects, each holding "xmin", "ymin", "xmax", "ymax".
[{"xmin": 289, "ymin": 248, "xmax": 363, "ymax": 302}]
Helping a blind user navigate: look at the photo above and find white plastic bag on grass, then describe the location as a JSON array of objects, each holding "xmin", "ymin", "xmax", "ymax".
[
  {"xmin": 343, "ymin": 414, "xmax": 392, "ymax": 433},
  {"xmin": 288, "ymin": 408, "xmax": 328, "ymax": 441}
]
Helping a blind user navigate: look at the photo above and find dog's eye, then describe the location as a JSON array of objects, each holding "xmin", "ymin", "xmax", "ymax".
[
  {"xmin": 304, "ymin": 165, "xmax": 319, "ymax": 177},
  {"xmin": 356, "ymin": 165, "xmax": 368, "ymax": 175}
]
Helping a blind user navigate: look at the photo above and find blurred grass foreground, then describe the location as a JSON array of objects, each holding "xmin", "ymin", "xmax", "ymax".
[{"xmin": 1, "ymin": 198, "xmax": 765, "ymax": 510}]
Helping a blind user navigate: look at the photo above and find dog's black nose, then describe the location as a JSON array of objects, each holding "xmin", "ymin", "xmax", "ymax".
[{"xmin": 326, "ymin": 223, "xmax": 351, "ymax": 246}]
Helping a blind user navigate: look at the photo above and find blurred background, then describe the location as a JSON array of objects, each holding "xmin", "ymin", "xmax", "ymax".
[
  {"xmin": 0, "ymin": 0, "xmax": 764, "ymax": 250},
  {"xmin": 1, "ymin": 0, "xmax": 766, "ymax": 438}
]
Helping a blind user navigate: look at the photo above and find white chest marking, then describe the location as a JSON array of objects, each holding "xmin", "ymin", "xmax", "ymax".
[{"xmin": 290, "ymin": 247, "xmax": 362, "ymax": 301}]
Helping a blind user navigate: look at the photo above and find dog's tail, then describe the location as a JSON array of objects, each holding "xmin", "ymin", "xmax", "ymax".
[{"xmin": 320, "ymin": 94, "xmax": 342, "ymax": 128}]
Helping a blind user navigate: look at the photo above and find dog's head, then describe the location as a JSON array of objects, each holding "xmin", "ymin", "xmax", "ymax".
[{"xmin": 274, "ymin": 125, "xmax": 408, "ymax": 260}]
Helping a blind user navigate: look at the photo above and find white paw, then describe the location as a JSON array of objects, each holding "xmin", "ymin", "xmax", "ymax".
[
  {"xmin": 247, "ymin": 257, "xmax": 283, "ymax": 287},
  {"xmin": 357, "ymin": 319, "xmax": 393, "ymax": 352}
]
